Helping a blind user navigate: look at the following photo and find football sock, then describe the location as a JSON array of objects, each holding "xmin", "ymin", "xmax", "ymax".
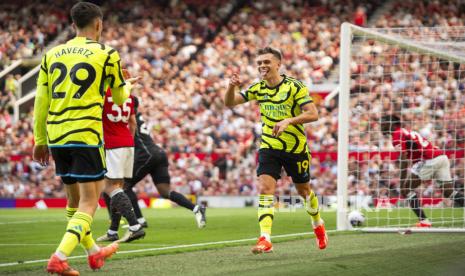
[
  {"xmin": 258, "ymin": 194, "xmax": 274, "ymax": 241},
  {"xmin": 407, "ymin": 193, "xmax": 427, "ymax": 220},
  {"xmin": 109, "ymin": 208, "xmax": 122, "ymax": 232},
  {"xmin": 306, "ymin": 190, "xmax": 322, "ymax": 225},
  {"xmin": 56, "ymin": 211, "xmax": 92, "ymax": 257},
  {"xmin": 125, "ymin": 187, "xmax": 144, "ymax": 219},
  {"xmin": 66, "ymin": 206, "xmax": 99, "ymax": 255},
  {"xmin": 110, "ymin": 188, "xmax": 139, "ymax": 227},
  {"xmin": 138, "ymin": 217, "xmax": 146, "ymax": 224},
  {"xmin": 81, "ymin": 230, "xmax": 99, "ymax": 255},
  {"xmin": 169, "ymin": 191, "xmax": 195, "ymax": 211},
  {"xmin": 65, "ymin": 206, "xmax": 77, "ymax": 220}
]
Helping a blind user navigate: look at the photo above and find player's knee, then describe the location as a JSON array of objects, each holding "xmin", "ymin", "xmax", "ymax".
[
  {"xmin": 295, "ymin": 184, "xmax": 310, "ymax": 197},
  {"xmin": 258, "ymin": 175, "xmax": 276, "ymax": 194}
]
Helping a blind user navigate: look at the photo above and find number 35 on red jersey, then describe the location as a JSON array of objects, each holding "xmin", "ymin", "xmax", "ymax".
[{"xmin": 103, "ymin": 87, "xmax": 135, "ymax": 149}]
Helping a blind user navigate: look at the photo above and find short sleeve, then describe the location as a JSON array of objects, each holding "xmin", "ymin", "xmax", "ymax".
[
  {"xmin": 240, "ymin": 83, "xmax": 259, "ymax": 102},
  {"xmin": 37, "ymin": 54, "xmax": 48, "ymax": 87},
  {"xmin": 392, "ymin": 131, "xmax": 406, "ymax": 151},
  {"xmin": 294, "ymin": 86, "xmax": 313, "ymax": 107},
  {"xmin": 105, "ymin": 49, "xmax": 125, "ymax": 89}
]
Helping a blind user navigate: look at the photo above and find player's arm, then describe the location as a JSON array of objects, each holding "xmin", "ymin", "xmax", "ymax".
[
  {"xmin": 33, "ymin": 55, "xmax": 50, "ymax": 165},
  {"xmin": 224, "ymin": 73, "xmax": 246, "ymax": 107},
  {"xmin": 129, "ymin": 114, "xmax": 136, "ymax": 137},
  {"xmin": 105, "ymin": 51, "xmax": 140, "ymax": 105},
  {"xmin": 273, "ymin": 86, "xmax": 318, "ymax": 137}
]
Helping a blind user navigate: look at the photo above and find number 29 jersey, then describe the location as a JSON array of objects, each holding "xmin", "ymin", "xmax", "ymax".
[
  {"xmin": 36, "ymin": 36, "xmax": 126, "ymax": 147},
  {"xmin": 103, "ymin": 88, "xmax": 135, "ymax": 149}
]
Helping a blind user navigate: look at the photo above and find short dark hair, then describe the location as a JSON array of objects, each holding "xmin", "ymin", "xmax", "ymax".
[
  {"xmin": 257, "ymin": 47, "xmax": 282, "ymax": 61},
  {"xmin": 382, "ymin": 114, "xmax": 401, "ymax": 126},
  {"xmin": 71, "ymin": 2, "xmax": 103, "ymax": 29}
]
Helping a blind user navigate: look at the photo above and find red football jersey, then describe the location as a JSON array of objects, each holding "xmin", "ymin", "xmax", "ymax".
[
  {"xmin": 391, "ymin": 127, "xmax": 443, "ymax": 163},
  {"xmin": 103, "ymin": 88, "xmax": 135, "ymax": 149}
]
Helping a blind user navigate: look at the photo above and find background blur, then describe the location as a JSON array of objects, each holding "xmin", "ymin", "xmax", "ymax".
[{"xmin": 0, "ymin": 0, "xmax": 464, "ymax": 207}]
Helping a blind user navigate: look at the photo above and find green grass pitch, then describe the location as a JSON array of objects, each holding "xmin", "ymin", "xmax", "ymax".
[{"xmin": 0, "ymin": 208, "xmax": 464, "ymax": 275}]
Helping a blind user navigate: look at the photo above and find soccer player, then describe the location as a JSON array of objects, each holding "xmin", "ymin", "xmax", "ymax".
[
  {"xmin": 97, "ymin": 87, "xmax": 145, "ymax": 243},
  {"xmin": 33, "ymin": 2, "xmax": 139, "ymax": 274},
  {"xmin": 119, "ymin": 97, "xmax": 206, "ymax": 232},
  {"xmin": 223, "ymin": 47, "xmax": 328, "ymax": 254},
  {"xmin": 381, "ymin": 115, "xmax": 464, "ymax": 227}
]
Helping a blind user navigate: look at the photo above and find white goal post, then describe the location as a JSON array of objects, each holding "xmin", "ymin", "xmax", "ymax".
[{"xmin": 337, "ymin": 23, "xmax": 465, "ymax": 232}]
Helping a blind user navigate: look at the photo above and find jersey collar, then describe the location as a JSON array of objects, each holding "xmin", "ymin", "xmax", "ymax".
[{"xmin": 264, "ymin": 74, "xmax": 286, "ymax": 90}]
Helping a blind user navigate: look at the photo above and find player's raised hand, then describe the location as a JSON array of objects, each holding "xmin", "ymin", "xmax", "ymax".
[
  {"xmin": 33, "ymin": 145, "xmax": 49, "ymax": 166},
  {"xmin": 229, "ymin": 73, "xmax": 242, "ymax": 87},
  {"xmin": 272, "ymin": 119, "xmax": 290, "ymax": 137},
  {"xmin": 122, "ymin": 68, "xmax": 142, "ymax": 85}
]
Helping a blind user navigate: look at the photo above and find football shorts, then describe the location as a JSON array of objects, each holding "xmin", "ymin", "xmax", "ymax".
[
  {"xmin": 51, "ymin": 146, "xmax": 106, "ymax": 184},
  {"xmin": 257, "ymin": 148, "xmax": 311, "ymax": 183},
  {"xmin": 411, "ymin": 155, "xmax": 452, "ymax": 182},
  {"xmin": 105, "ymin": 147, "xmax": 135, "ymax": 179}
]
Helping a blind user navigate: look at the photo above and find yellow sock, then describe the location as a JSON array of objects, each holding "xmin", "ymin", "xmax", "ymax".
[
  {"xmin": 306, "ymin": 190, "xmax": 321, "ymax": 224},
  {"xmin": 258, "ymin": 195, "xmax": 274, "ymax": 239},
  {"xmin": 81, "ymin": 230, "xmax": 99, "ymax": 255},
  {"xmin": 56, "ymin": 212, "xmax": 92, "ymax": 257},
  {"xmin": 66, "ymin": 206, "xmax": 77, "ymax": 220}
]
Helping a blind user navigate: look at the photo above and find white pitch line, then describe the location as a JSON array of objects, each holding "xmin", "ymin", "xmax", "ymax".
[
  {"xmin": 0, "ymin": 219, "xmax": 63, "ymax": 225},
  {"xmin": 0, "ymin": 244, "xmax": 56, "ymax": 246},
  {"xmin": 0, "ymin": 230, "xmax": 337, "ymax": 267}
]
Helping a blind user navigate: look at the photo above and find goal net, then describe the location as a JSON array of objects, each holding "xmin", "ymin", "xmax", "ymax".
[{"xmin": 337, "ymin": 23, "xmax": 465, "ymax": 232}]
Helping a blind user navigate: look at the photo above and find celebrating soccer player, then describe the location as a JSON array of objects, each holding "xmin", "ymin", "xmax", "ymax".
[
  {"xmin": 223, "ymin": 47, "xmax": 328, "ymax": 254},
  {"xmin": 97, "ymin": 87, "xmax": 145, "ymax": 243},
  {"xmin": 381, "ymin": 115, "xmax": 465, "ymax": 227},
  {"xmin": 121, "ymin": 97, "xmax": 206, "ymax": 230},
  {"xmin": 33, "ymin": 2, "xmax": 139, "ymax": 274}
]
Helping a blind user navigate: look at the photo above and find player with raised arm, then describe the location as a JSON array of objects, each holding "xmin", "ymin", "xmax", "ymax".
[
  {"xmin": 224, "ymin": 47, "xmax": 327, "ymax": 254},
  {"xmin": 117, "ymin": 97, "xmax": 206, "ymax": 232},
  {"xmin": 96, "ymin": 86, "xmax": 145, "ymax": 243},
  {"xmin": 381, "ymin": 115, "xmax": 465, "ymax": 227},
  {"xmin": 33, "ymin": 2, "xmax": 139, "ymax": 275}
]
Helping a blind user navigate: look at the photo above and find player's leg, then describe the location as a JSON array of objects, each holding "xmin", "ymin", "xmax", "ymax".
[
  {"xmin": 103, "ymin": 148, "xmax": 144, "ymax": 242},
  {"xmin": 51, "ymin": 147, "xmax": 117, "ymax": 272},
  {"xmin": 65, "ymin": 181, "xmax": 79, "ymax": 220},
  {"xmin": 284, "ymin": 151, "xmax": 327, "ymax": 250},
  {"xmin": 50, "ymin": 180, "xmax": 106, "ymax": 273},
  {"xmin": 46, "ymin": 148, "xmax": 81, "ymax": 275},
  {"xmin": 121, "ymin": 156, "xmax": 156, "ymax": 228},
  {"xmin": 124, "ymin": 182, "xmax": 147, "ymax": 226},
  {"xmin": 251, "ymin": 149, "xmax": 280, "ymax": 254},
  {"xmin": 150, "ymin": 153, "xmax": 206, "ymax": 228},
  {"xmin": 435, "ymin": 155, "xmax": 464, "ymax": 207},
  {"xmin": 401, "ymin": 166, "xmax": 429, "ymax": 225}
]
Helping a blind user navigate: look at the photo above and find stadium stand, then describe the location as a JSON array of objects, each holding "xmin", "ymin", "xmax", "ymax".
[{"xmin": 1, "ymin": 0, "xmax": 464, "ymax": 200}]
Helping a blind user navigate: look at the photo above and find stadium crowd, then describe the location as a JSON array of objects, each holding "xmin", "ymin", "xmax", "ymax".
[
  {"xmin": 1, "ymin": 0, "xmax": 464, "ymax": 201},
  {"xmin": 0, "ymin": 1, "xmax": 72, "ymax": 71}
]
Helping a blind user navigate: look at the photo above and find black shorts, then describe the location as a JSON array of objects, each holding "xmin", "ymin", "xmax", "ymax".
[
  {"xmin": 125, "ymin": 147, "xmax": 170, "ymax": 188},
  {"xmin": 51, "ymin": 146, "xmax": 106, "ymax": 184},
  {"xmin": 257, "ymin": 148, "xmax": 311, "ymax": 183}
]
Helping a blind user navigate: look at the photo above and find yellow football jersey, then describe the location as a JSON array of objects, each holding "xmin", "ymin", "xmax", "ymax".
[
  {"xmin": 34, "ymin": 37, "xmax": 125, "ymax": 147},
  {"xmin": 241, "ymin": 75, "xmax": 313, "ymax": 153}
]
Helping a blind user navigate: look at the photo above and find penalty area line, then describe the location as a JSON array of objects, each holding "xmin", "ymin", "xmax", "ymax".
[{"xmin": 0, "ymin": 230, "xmax": 337, "ymax": 267}]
